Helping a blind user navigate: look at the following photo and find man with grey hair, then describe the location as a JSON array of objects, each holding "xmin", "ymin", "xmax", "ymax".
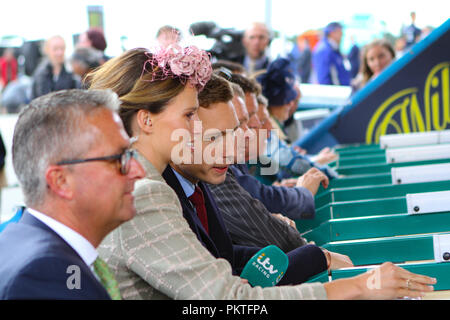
[
  {"xmin": 237, "ymin": 22, "xmax": 272, "ymax": 75},
  {"xmin": 0, "ymin": 89, "xmax": 145, "ymax": 299}
]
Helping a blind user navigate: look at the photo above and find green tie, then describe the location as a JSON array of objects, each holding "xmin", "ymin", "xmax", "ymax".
[{"xmin": 93, "ymin": 257, "xmax": 122, "ymax": 300}]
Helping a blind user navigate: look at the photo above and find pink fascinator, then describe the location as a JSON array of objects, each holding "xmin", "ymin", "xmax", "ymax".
[{"xmin": 141, "ymin": 44, "xmax": 212, "ymax": 91}]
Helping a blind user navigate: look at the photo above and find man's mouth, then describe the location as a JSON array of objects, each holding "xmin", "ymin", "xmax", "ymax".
[{"xmin": 212, "ymin": 166, "xmax": 228, "ymax": 174}]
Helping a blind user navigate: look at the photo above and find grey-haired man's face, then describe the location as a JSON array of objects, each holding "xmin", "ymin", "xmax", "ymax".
[{"xmin": 243, "ymin": 25, "xmax": 270, "ymax": 59}]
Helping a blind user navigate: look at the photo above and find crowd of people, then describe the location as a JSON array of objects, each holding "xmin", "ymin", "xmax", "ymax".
[
  {"xmin": 0, "ymin": 14, "xmax": 439, "ymax": 300},
  {"xmin": 0, "ymin": 11, "xmax": 433, "ymax": 114}
]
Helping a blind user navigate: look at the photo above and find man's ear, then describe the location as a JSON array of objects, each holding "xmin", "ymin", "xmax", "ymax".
[
  {"xmin": 45, "ymin": 165, "xmax": 74, "ymax": 200},
  {"xmin": 136, "ymin": 109, "xmax": 153, "ymax": 134}
]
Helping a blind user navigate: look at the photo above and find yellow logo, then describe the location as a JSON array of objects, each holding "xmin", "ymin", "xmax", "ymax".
[{"xmin": 366, "ymin": 62, "xmax": 450, "ymax": 143}]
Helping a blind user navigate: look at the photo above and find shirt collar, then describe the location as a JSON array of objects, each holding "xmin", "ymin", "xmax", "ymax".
[
  {"xmin": 27, "ymin": 208, "xmax": 98, "ymax": 267},
  {"xmin": 171, "ymin": 167, "xmax": 196, "ymax": 198}
]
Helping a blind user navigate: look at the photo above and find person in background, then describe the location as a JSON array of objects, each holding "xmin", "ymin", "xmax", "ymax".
[
  {"xmin": 312, "ymin": 22, "xmax": 351, "ymax": 86},
  {"xmin": 31, "ymin": 35, "xmax": 79, "ymax": 99},
  {"xmin": 77, "ymin": 27, "xmax": 109, "ymax": 62},
  {"xmin": 394, "ymin": 36, "xmax": 407, "ymax": 59},
  {"xmin": 256, "ymin": 58, "xmax": 338, "ymax": 183},
  {"xmin": 0, "ymin": 48, "xmax": 18, "ymax": 90},
  {"xmin": 0, "ymin": 133, "xmax": 6, "ymax": 210},
  {"xmin": 155, "ymin": 25, "xmax": 182, "ymax": 49},
  {"xmin": 420, "ymin": 26, "xmax": 434, "ymax": 40},
  {"xmin": 70, "ymin": 47, "xmax": 104, "ymax": 87},
  {"xmin": 0, "ymin": 89, "xmax": 145, "ymax": 299},
  {"xmin": 237, "ymin": 22, "xmax": 272, "ymax": 75},
  {"xmin": 403, "ymin": 11, "xmax": 422, "ymax": 49},
  {"xmin": 352, "ymin": 39, "xmax": 396, "ymax": 92},
  {"xmin": 347, "ymin": 37, "xmax": 360, "ymax": 80},
  {"xmin": 288, "ymin": 35, "xmax": 312, "ymax": 83}
]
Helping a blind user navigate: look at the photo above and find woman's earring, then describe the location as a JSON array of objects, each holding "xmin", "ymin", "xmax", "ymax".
[{"xmin": 130, "ymin": 136, "xmax": 139, "ymax": 144}]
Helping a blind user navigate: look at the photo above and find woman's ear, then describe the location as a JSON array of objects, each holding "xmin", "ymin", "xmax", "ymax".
[
  {"xmin": 136, "ymin": 109, "xmax": 153, "ymax": 134},
  {"xmin": 45, "ymin": 166, "xmax": 74, "ymax": 200}
]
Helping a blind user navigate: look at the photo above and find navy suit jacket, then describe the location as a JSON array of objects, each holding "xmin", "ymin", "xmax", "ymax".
[
  {"xmin": 0, "ymin": 211, "xmax": 110, "ymax": 300},
  {"xmin": 162, "ymin": 166, "xmax": 259, "ymax": 275},
  {"xmin": 162, "ymin": 166, "xmax": 327, "ymax": 284},
  {"xmin": 231, "ymin": 164, "xmax": 315, "ymax": 220}
]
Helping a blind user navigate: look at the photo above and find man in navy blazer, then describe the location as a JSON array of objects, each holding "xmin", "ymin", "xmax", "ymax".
[
  {"xmin": 163, "ymin": 75, "xmax": 329, "ymax": 285},
  {"xmin": 0, "ymin": 89, "xmax": 144, "ymax": 299},
  {"xmin": 163, "ymin": 164, "xmax": 328, "ymax": 285},
  {"xmin": 225, "ymin": 70, "xmax": 328, "ymax": 221},
  {"xmin": 0, "ymin": 212, "xmax": 111, "ymax": 299},
  {"xmin": 231, "ymin": 163, "xmax": 316, "ymax": 220},
  {"xmin": 163, "ymin": 166, "xmax": 259, "ymax": 275}
]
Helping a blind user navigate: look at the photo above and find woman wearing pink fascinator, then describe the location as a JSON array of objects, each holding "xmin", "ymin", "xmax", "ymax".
[
  {"xmin": 85, "ymin": 45, "xmax": 218, "ymax": 299},
  {"xmin": 88, "ymin": 45, "xmax": 211, "ymax": 173}
]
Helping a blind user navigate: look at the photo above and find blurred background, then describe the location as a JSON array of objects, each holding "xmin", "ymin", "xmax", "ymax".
[{"xmin": 0, "ymin": 0, "xmax": 448, "ymax": 68}]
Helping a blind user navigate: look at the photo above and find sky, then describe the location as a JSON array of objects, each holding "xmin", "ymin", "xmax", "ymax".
[{"xmin": 1, "ymin": 0, "xmax": 449, "ymax": 56}]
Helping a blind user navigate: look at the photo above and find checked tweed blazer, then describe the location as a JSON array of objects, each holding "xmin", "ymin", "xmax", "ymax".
[{"xmin": 98, "ymin": 151, "xmax": 327, "ymax": 300}]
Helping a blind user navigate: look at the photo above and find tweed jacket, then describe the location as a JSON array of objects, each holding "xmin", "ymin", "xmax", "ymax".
[{"xmin": 98, "ymin": 151, "xmax": 327, "ymax": 300}]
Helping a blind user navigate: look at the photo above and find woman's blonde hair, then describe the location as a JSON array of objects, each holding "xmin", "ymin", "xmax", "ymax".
[{"xmin": 86, "ymin": 48, "xmax": 186, "ymax": 136}]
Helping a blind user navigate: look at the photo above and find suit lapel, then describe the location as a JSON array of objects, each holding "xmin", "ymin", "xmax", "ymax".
[
  {"xmin": 162, "ymin": 166, "xmax": 221, "ymax": 258},
  {"xmin": 19, "ymin": 211, "xmax": 110, "ymax": 299}
]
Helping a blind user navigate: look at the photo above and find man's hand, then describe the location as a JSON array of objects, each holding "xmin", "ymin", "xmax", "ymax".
[
  {"xmin": 273, "ymin": 178, "xmax": 298, "ymax": 187},
  {"xmin": 314, "ymin": 147, "xmax": 338, "ymax": 165},
  {"xmin": 271, "ymin": 213, "xmax": 296, "ymax": 228},
  {"xmin": 296, "ymin": 168, "xmax": 329, "ymax": 195}
]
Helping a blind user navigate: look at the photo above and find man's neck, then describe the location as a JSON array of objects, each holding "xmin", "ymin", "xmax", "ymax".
[
  {"xmin": 51, "ymin": 63, "xmax": 62, "ymax": 76},
  {"xmin": 33, "ymin": 204, "xmax": 105, "ymax": 248}
]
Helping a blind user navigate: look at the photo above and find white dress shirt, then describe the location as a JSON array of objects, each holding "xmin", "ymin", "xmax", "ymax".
[{"xmin": 27, "ymin": 208, "xmax": 98, "ymax": 274}]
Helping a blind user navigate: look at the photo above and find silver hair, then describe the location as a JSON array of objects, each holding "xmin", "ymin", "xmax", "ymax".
[{"xmin": 12, "ymin": 89, "xmax": 121, "ymax": 207}]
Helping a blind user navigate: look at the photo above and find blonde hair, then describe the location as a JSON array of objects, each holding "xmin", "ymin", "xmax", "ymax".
[{"xmin": 86, "ymin": 48, "xmax": 186, "ymax": 136}]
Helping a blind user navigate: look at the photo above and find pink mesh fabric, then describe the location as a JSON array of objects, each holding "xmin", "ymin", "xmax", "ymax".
[{"xmin": 141, "ymin": 44, "xmax": 212, "ymax": 91}]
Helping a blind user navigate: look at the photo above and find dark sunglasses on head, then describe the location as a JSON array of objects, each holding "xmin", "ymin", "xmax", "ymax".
[{"xmin": 56, "ymin": 149, "xmax": 136, "ymax": 175}]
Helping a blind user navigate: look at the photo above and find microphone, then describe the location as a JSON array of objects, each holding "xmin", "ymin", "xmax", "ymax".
[{"xmin": 240, "ymin": 245, "xmax": 289, "ymax": 288}]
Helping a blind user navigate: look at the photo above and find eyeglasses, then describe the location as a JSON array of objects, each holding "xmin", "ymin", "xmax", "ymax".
[{"xmin": 56, "ymin": 149, "xmax": 137, "ymax": 175}]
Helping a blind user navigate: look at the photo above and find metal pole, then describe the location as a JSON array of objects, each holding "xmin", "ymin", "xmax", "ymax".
[{"xmin": 265, "ymin": 0, "xmax": 272, "ymax": 30}]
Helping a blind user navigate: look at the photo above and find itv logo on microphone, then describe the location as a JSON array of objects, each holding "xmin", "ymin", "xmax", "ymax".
[
  {"xmin": 253, "ymin": 253, "xmax": 281, "ymax": 278},
  {"xmin": 240, "ymin": 245, "xmax": 289, "ymax": 288}
]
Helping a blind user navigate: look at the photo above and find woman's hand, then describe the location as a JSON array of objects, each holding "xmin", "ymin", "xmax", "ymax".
[{"xmin": 324, "ymin": 262, "xmax": 436, "ymax": 300}]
